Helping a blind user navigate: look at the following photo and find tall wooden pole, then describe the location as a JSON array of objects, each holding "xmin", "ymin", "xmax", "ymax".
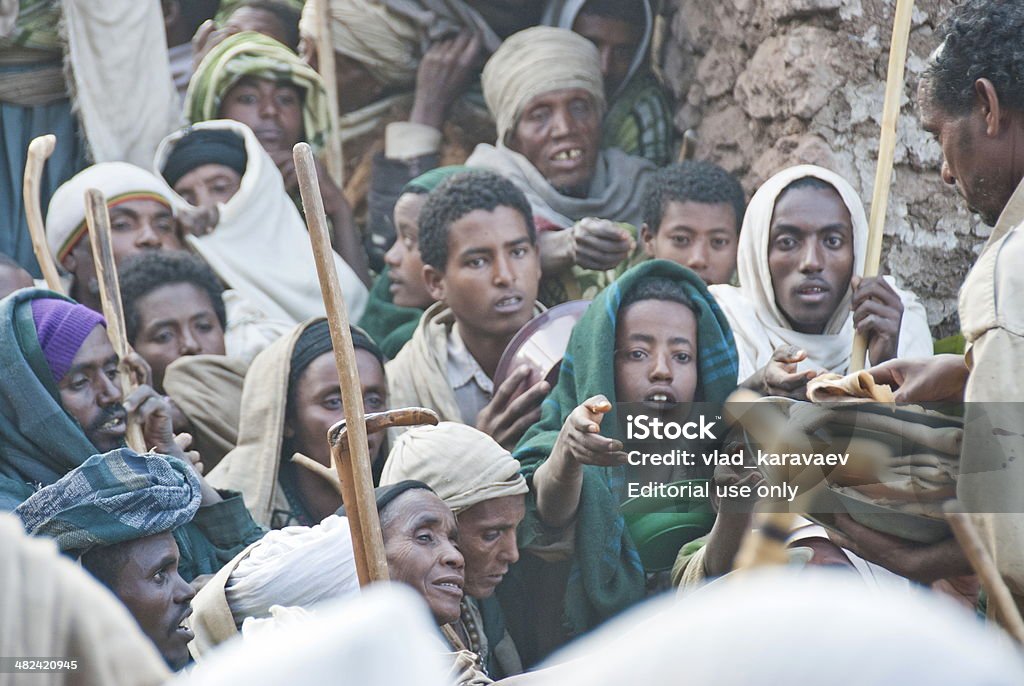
[
  {"xmin": 84, "ymin": 189, "xmax": 146, "ymax": 454},
  {"xmin": 24, "ymin": 135, "xmax": 65, "ymax": 293},
  {"xmin": 850, "ymin": 0, "xmax": 915, "ymax": 372},
  {"xmin": 314, "ymin": 0, "xmax": 345, "ymax": 188},
  {"xmin": 945, "ymin": 504, "xmax": 1024, "ymax": 644},
  {"xmin": 293, "ymin": 142, "xmax": 387, "ymax": 585}
]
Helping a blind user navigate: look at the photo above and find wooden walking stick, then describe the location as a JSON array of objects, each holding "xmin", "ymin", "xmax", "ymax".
[
  {"xmin": 313, "ymin": 0, "xmax": 345, "ymax": 188},
  {"xmin": 291, "ymin": 407, "xmax": 439, "ymax": 494},
  {"xmin": 83, "ymin": 189, "xmax": 146, "ymax": 454},
  {"xmin": 293, "ymin": 141, "xmax": 385, "ymax": 585},
  {"xmin": 23, "ymin": 134, "xmax": 65, "ymax": 293},
  {"xmin": 850, "ymin": 0, "xmax": 915, "ymax": 372},
  {"xmin": 944, "ymin": 503, "xmax": 1024, "ymax": 644}
]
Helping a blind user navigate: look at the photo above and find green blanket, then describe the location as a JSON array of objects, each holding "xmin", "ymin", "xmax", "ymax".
[
  {"xmin": 513, "ymin": 260, "xmax": 738, "ymax": 635},
  {"xmin": 358, "ymin": 267, "xmax": 423, "ymax": 359}
]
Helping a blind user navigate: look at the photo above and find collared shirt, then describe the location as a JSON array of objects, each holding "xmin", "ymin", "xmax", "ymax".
[
  {"xmin": 957, "ymin": 174, "xmax": 1024, "ymax": 607},
  {"xmin": 446, "ymin": 323, "xmax": 494, "ymax": 426}
]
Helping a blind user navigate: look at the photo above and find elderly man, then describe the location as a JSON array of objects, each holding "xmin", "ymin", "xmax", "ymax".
[
  {"xmin": 17, "ymin": 449, "xmax": 203, "ymax": 671},
  {"xmin": 380, "ymin": 422, "xmax": 529, "ymax": 679},
  {"xmin": 45, "ymin": 162, "xmax": 184, "ymax": 314},
  {"xmin": 466, "ymin": 26, "xmax": 656, "ymax": 302},
  {"xmin": 0, "ymin": 290, "xmax": 263, "ymax": 579},
  {"xmin": 853, "ymin": 0, "xmax": 1024, "ymax": 617},
  {"xmin": 544, "ymin": 0, "xmax": 674, "ymax": 167}
]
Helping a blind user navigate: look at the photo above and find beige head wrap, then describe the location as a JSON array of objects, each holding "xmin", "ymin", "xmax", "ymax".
[
  {"xmin": 482, "ymin": 26, "xmax": 605, "ymax": 144},
  {"xmin": 380, "ymin": 422, "xmax": 528, "ymax": 514},
  {"xmin": 299, "ymin": 0, "xmax": 419, "ymax": 88}
]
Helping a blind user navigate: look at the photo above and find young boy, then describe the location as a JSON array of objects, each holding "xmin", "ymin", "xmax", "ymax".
[
  {"xmin": 640, "ymin": 161, "xmax": 746, "ymax": 286},
  {"xmin": 386, "ymin": 171, "xmax": 549, "ymax": 450}
]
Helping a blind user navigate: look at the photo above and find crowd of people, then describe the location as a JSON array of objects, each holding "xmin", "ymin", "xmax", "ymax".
[{"xmin": 2, "ymin": 0, "xmax": 1024, "ymax": 683}]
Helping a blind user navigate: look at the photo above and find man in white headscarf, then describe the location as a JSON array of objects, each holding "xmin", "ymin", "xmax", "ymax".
[
  {"xmin": 708, "ymin": 164, "xmax": 933, "ymax": 399},
  {"xmin": 44, "ymin": 162, "xmax": 184, "ymax": 314},
  {"xmin": 465, "ymin": 26, "xmax": 656, "ymax": 303},
  {"xmin": 381, "ymin": 422, "xmax": 529, "ymax": 679}
]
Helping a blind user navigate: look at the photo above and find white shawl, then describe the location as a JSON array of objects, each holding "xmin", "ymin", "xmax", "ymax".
[
  {"xmin": 154, "ymin": 120, "xmax": 367, "ymax": 324},
  {"xmin": 708, "ymin": 165, "xmax": 932, "ymax": 380},
  {"xmin": 465, "ymin": 142, "xmax": 654, "ymax": 228}
]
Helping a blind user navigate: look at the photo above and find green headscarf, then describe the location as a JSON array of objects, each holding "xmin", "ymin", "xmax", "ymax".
[
  {"xmin": 0, "ymin": 289, "xmax": 100, "ymax": 509},
  {"xmin": 513, "ymin": 260, "xmax": 738, "ymax": 636},
  {"xmin": 358, "ymin": 166, "xmax": 472, "ymax": 357},
  {"xmin": 185, "ymin": 31, "xmax": 331, "ymax": 154}
]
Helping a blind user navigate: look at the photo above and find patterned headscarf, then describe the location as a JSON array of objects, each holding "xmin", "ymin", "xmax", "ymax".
[
  {"xmin": 185, "ymin": 31, "xmax": 331, "ymax": 154},
  {"xmin": 16, "ymin": 448, "xmax": 202, "ymax": 558}
]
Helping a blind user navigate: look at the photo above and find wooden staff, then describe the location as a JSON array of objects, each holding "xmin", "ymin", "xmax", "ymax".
[
  {"xmin": 292, "ymin": 407, "xmax": 439, "ymax": 493},
  {"xmin": 23, "ymin": 135, "xmax": 65, "ymax": 293},
  {"xmin": 944, "ymin": 503, "xmax": 1024, "ymax": 644},
  {"xmin": 83, "ymin": 189, "xmax": 146, "ymax": 454},
  {"xmin": 677, "ymin": 129, "xmax": 698, "ymax": 163},
  {"xmin": 293, "ymin": 142, "xmax": 385, "ymax": 585},
  {"xmin": 850, "ymin": 0, "xmax": 915, "ymax": 372},
  {"xmin": 314, "ymin": 0, "xmax": 345, "ymax": 188}
]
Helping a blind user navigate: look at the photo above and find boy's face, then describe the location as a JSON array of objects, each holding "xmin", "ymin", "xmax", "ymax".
[
  {"xmin": 614, "ymin": 299, "xmax": 698, "ymax": 415},
  {"xmin": 424, "ymin": 206, "xmax": 540, "ymax": 343},
  {"xmin": 642, "ymin": 200, "xmax": 738, "ymax": 285}
]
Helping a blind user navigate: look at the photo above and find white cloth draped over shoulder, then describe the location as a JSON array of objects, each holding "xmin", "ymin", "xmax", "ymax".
[
  {"xmin": 708, "ymin": 165, "xmax": 932, "ymax": 380},
  {"xmin": 154, "ymin": 119, "xmax": 368, "ymax": 325}
]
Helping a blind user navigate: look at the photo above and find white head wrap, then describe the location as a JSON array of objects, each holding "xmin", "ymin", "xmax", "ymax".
[
  {"xmin": 45, "ymin": 162, "xmax": 172, "ymax": 263},
  {"xmin": 225, "ymin": 514, "xmax": 360, "ymax": 621},
  {"xmin": 708, "ymin": 164, "xmax": 933, "ymax": 378},
  {"xmin": 299, "ymin": 0, "xmax": 419, "ymax": 87},
  {"xmin": 481, "ymin": 26, "xmax": 605, "ymax": 144},
  {"xmin": 380, "ymin": 422, "xmax": 528, "ymax": 514}
]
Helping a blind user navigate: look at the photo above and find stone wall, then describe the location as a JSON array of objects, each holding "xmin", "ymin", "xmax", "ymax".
[{"xmin": 657, "ymin": 0, "xmax": 980, "ymax": 338}]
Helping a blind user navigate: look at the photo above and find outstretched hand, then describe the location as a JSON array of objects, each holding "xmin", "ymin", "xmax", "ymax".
[
  {"xmin": 556, "ymin": 394, "xmax": 626, "ymax": 467},
  {"xmin": 744, "ymin": 345, "xmax": 819, "ymax": 399},
  {"xmin": 865, "ymin": 354, "xmax": 968, "ymax": 403}
]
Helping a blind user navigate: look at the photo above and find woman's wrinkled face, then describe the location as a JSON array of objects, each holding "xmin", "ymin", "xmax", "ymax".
[
  {"xmin": 286, "ymin": 349, "xmax": 388, "ymax": 468},
  {"xmin": 219, "ymin": 75, "xmax": 304, "ymax": 153},
  {"xmin": 382, "ymin": 489, "xmax": 465, "ymax": 625}
]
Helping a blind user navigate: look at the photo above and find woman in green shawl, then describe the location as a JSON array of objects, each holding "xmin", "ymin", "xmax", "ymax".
[{"xmin": 513, "ymin": 259, "xmax": 738, "ymax": 642}]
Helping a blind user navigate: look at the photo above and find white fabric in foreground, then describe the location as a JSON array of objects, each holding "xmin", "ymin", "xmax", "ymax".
[
  {"xmin": 154, "ymin": 119, "xmax": 368, "ymax": 324},
  {"xmin": 226, "ymin": 514, "xmax": 361, "ymax": 622},
  {"xmin": 172, "ymin": 585, "xmax": 451, "ymax": 686},
  {"xmin": 708, "ymin": 165, "xmax": 933, "ymax": 380},
  {"xmin": 535, "ymin": 569, "xmax": 1024, "ymax": 685}
]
